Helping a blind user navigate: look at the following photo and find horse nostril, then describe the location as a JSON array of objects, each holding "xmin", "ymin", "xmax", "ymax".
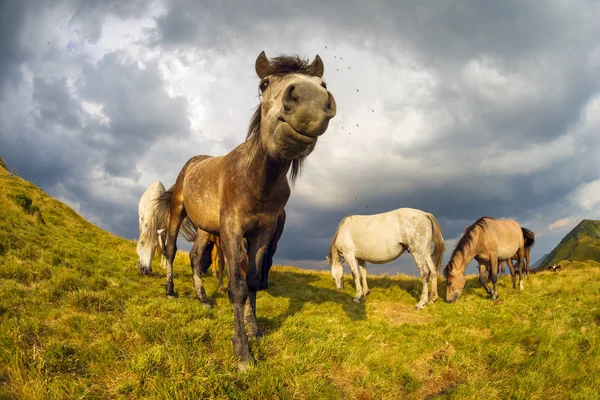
[
  {"xmin": 326, "ymin": 92, "xmax": 336, "ymax": 116},
  {"xmin": 282, "ymin": 84, "xmax": 297, "ymax": 111}
]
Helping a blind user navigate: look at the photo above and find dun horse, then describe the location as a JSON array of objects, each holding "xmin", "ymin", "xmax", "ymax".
[
  {"xmin": 499, "ymin": 231, "xmax": 535, "ymax": 277},
  {"xmin": 445, "ymin": 216, "xmax": 534, "ymax": 302},
  {"xmin": 151, "ymin": 52, "xmax": 336, "ymax": 369},
  {"xmin": 327, "ymin": 208, "xmax": 445, "ymax": 309}
]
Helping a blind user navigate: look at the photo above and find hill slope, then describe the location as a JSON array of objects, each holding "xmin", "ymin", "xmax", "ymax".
[
  {"xmin": 530, "ymin": 253, "xmax": 549, "ymax": 269},
  {"xmin": 541, "ymin": 219, "xmax": 600, "ymax": 266},
  {"xmin": 1, "ymin": 167, "xmax": 600, "ymax": 399}
]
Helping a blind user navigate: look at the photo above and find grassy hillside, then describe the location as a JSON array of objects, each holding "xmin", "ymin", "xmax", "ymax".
[
  {"xmin": 541, "ymin": 219, "xmax": 600, "ymax": 266},
  {"xmin": 1, "ymin": 168, "xmax": 600, "ymax": 399}
]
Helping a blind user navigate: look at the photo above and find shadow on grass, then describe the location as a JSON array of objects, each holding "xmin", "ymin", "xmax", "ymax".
[
  {"xmin": 365, "ymin": 274, "xmax": 429, "ymax": 303},
  {"xmin": 259, "ymin": 269, "xmax": 367, "ymax": 334},
  {"xmin": 364, "ymin": 272, "xmax": 519, "ymax": 304}
]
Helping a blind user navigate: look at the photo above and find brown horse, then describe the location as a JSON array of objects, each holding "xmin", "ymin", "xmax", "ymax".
[
  {"xmin": 498, "ymin": 228, "xmax": 535, "ymax": 277},
  {"xmin": 151, "ymin": 52, "xmax": 335, "ymax": 369},
  {"xmin": 444, "ymin": 217, "xmax": 530, "ymax": 303}
]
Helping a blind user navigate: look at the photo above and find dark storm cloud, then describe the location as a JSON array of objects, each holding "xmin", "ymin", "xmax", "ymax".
[
  {"xmin": 0, "ymin": 1, "xmax": 191, "ymax": 241},
  {"xmin": 78, "ymin": 51, "xmax": 191, "ymax": 177},
  {"xmin": 0, "ymin": 1, "xmax": 29, "ymax": 100}
]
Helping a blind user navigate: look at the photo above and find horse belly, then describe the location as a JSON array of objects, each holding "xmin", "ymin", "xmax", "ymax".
[{"xmin": 351, "ymin": 230, "xmax": 404, "ymax": 264}]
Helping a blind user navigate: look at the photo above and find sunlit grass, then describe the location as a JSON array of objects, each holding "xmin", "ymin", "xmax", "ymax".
[{"xmin": 1, "ymin": 165, "xmax": 599, "ymax": 399}]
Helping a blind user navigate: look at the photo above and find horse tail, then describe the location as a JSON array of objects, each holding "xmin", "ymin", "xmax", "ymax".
[
  {"xmin": 179, "ymin": 217, "xmax": 198, "ymax": 243},
  {"xmin": 150, "ymin": 185, "xmax": 198, "ymax": 246},
  {"xmin": 149, "ymin": 187, "xmax": 174, "ymax": 253},
  {"xmin": 521, "ymin": 227, "xmax": 535, "ymax": 249},
  {"xmin": 425, "ymin": 213, "xmax": 445, "ymax": 274}
]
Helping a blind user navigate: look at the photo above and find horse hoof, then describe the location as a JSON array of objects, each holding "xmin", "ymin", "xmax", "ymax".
[
  {"xmin": 252, "ymin": 329, "xmax": 264, "ymax": 339},
  {"xmin": 200, "ymin": 302, "xmax": 212, "ymax": 309},
  {"xmin": 353, "ymin": 297, "xmax": 362, "ymax": 303},
  {"xmin": 166, "ymin": 293, "xmax": 178, "ymax": 299},
  {"xmin": 415, "ymin": 304, "xmax": 425, "ymax": 311},
  {"xmin": 427, "ymin": 297, "xmax": 438, "ymax": 305},
  {"xmin": 364, "ymin": 290, "xmax": 371, "ymax": 296},
  {"xmin": 237, "ymin": 360, "xmax": 254, "ymax": 372}
]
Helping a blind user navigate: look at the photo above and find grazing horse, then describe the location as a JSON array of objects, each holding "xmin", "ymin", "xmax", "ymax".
[
  {"xmin": 547, "ymin": 264, "xmax": 561, "ymax": 272},
  {"xmin": 136, "ymin": 181, "xmax": 196, "ymax": 275},
  {"xmin": 151, "ymin": 52, "xmax": 336, "ymax": 369},
  {"xmin": 498, "ymin": 228, "xmax": 535, "ymax": 277},
  {"xmin": 445, "ymin": 217, "xmax": 530, "ymax": 303},
  {"xmin": 326, "ymin": 208, "xmax": 445, "ymax": 309}
]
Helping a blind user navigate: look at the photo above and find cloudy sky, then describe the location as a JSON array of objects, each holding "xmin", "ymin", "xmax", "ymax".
[{"xmin": 1, "ymin": 0, "xmax": 599, "ymax": 276}]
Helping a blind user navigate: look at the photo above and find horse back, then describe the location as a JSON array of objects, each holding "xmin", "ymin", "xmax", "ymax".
[{"xmin": 484, "ymin": 219, "xmax": 524, "ymax": 259}]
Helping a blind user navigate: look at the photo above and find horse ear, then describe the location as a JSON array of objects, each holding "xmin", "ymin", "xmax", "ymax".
[
  {"xmin": 309, "ymin": 55, "xmax": 324, "ymax": 77},
  {"xmin": 255, "ymin": 51, "xmax": 271, "ymax": 79},
  {"xmin": 325, "ymin": 256, "xmax": 331, "ymax": 263}
]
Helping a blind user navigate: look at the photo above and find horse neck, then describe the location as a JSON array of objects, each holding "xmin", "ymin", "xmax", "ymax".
[
  {"xmin": 237, "ymin": 139, "xmax": 291, "ymax": 199},
  {"xmin": 449, "ymin": 248, "xmax": 474, "ymax": 274}
]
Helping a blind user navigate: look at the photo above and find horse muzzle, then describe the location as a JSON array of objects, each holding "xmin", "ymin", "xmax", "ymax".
[{"xmin": 137, "ymin": 260, "xmax": 152, "ymax": 276}]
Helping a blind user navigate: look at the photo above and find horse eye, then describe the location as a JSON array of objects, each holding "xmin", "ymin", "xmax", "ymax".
[
  {"xmin": 259, "ymin": 80, "xmax": 269, "ymax": 92},
  {"xmin": 321, "ymin": 81, "xmax": 327, "ymax": 89}
]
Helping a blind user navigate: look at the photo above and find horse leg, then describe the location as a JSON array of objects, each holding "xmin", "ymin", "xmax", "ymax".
[
  {"xmin": 358, "ymin": 259, "xmax": 370, "ymax": 296},
  {"xmin": 506, "ymin": 258, "xmax": 517, "ymax": 289},
  {"xmin": 413, "ymin": 251, "xmax": 432, "ymax": 310},
  {"xmin": 478, "ymin": 262, "xmax": 493, "ymax": 297},
  {"xmin": 343, "ymin": 252, "xmax": 363, "ymax": 303},
  {"xmin": 211, "ymin": 246, "xmax": 218, "ymax": 279},
  {"xmin": 189, "ymin": 231, "xmax": 212, "ymax": 308},
  {"xmin": 165, "ymin": 201, "xmax": 186, "ymax": 298},
  {"xmin": 221, "ymin": 228, "xmax": 253, "ymax": 369},
  {"xmin": 217, "ymin": 241, "xmax": 226, "ymax": 293},
  {"xmin": 245, "ymin": 227, "xmax": 275, "ymax": 338},
  {"xmin": 425, "ymin": 253, "xmax": 439, "ymax": 304},
  {"xmin": 489, "ymin": 258, "xmax": 499, "ymax": 300},
  {"xmin": 517, "ymin": 247, "xmax": 525, "ymax": 291}
]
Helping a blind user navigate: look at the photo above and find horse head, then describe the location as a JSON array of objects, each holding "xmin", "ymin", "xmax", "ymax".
[{"xmin": 254, "ymin": 51, "xmax": 336, "ymax": 161}]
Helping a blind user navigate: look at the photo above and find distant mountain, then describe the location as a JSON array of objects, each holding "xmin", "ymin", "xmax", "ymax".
[
  {"xmin": 531, "ymin": 254, "xmax": 549, "ymax": 269},
  {"xmin": 540, "ymin": 219, "xmax": 600, "ymax": 266}
]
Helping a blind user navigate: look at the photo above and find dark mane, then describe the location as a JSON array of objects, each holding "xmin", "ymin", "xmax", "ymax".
[
  {"xmin": 447, "ymin": 216, "xmax": 494, "ymax": 272},
  {"xmin": 245, "ymin": 55, "xmax": 317, "ymax": 183},
  {"xmin": 268, "ymin": 55, "xmax": 315, "ymax": 76}
]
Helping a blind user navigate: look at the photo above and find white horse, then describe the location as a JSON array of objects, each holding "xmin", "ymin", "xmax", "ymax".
[
  {"xmin": 326, "ymin": 208, "xmax": 445, "ymax": 309},
  {"xmin": 136, "ymin": 181, "xmax": 196, "ymax": 275}
]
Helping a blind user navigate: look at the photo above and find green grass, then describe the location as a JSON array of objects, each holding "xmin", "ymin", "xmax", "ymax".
[
  {"xmin": 1, "ymin": 166, "xmax": 600, "ymax": 399},
  {"xmin": 541, "ymin": 219, "xmax": 600, "ymax": 266}
]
